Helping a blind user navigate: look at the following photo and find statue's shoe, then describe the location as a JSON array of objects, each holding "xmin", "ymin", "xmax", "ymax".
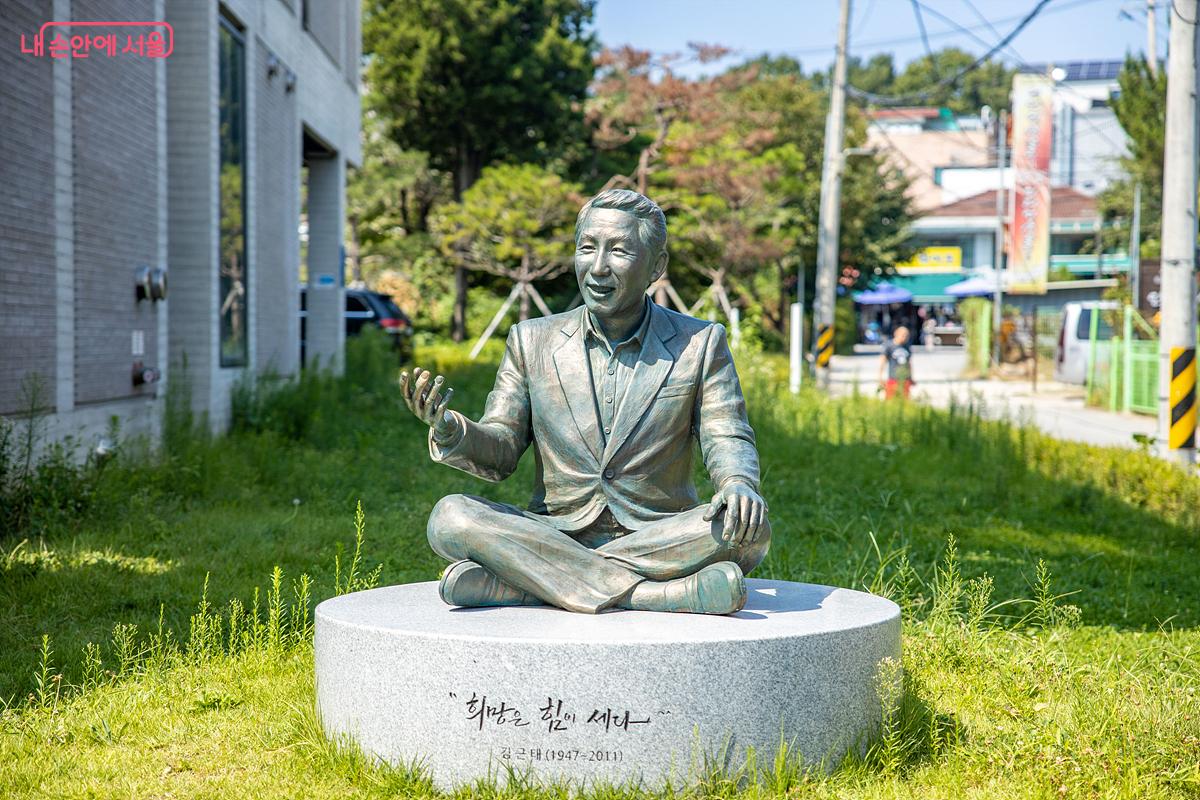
[
  {"xmin": 638, "ymin": 561, "xmax": 747, "ymax": 615},
  {"xmin": 439, "ymin": 560, "xmax": 542, "ymax": 608}
]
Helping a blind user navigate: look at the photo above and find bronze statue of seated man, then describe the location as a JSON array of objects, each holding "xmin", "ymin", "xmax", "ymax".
[{"xmin": 400, "ymin": 189, "xmax": 770, "ymax": 615}]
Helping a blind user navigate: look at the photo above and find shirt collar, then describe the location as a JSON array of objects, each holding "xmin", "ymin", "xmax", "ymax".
[{"xmin": 584, "ymin": 296, "xmax": 653, "ymax": 351}]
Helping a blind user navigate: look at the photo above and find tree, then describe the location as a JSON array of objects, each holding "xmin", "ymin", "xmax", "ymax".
[
  {"xmin": 431, "ymin": 163, "xmax": 582, "ymax": 345},
  {"xmin": 586, "ymin": 49, "xmax": 916, "ymax": 346},
  {"xmin": 585, "ymin": 45, "xmax": 778, "ymax": 312},
  {"xmin": 585, "ymin": 44, "xmax": 736, "ymax": 196},
  {"xmin": 345, "ymin": 111, "xmax": 450, "ymax": 286},
  {"xmin": 1098, "ymin": 56, "xmax": 1165, "ymax": 258},
  {"xmin": 363, "ymin": 0, "xmax": 597, "ymax": 340},
  {"xmin": 847, "ymin": 53, "xmax": 897, "ymax": 97},
  {"xmin": 733, "ymin": 69, "xmax": 914, "ymax": 336},
  {"xmin": 837, "ymin": 47, "xmax": 1012, "ymax": 115},
  {"xmin": 889, "ymin": 48, "xmax": 1013, "ymax": 114}
]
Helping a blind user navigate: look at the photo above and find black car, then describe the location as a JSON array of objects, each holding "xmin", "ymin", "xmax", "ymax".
[{"xmin": 300, "ymin": 286, "xmax": 415, "ymax": 365}]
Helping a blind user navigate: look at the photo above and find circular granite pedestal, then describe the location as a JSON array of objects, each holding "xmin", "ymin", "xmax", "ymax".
[{"xmin": 315, "ymin": 579, "xmax": 900, "ymax": 789}]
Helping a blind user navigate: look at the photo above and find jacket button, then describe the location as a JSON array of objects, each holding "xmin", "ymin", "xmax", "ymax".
[{"xmin": 603, "ymin": 468, "xmax": 615, "ymax": 479}]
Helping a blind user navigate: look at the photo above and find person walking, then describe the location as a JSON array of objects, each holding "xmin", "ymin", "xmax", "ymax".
[{"xmin": 878, "ymin": 326, "xmax": 915, "ymax": 399}]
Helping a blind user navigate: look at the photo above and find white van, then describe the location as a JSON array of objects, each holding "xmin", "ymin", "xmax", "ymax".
[{"xmin": 1054, "ymin": 301, "xmax": 1119, "ymax": 384}]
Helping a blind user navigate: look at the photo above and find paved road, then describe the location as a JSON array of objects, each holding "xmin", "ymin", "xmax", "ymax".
[{"xmin": 827, "ymin": 346, "xmax": 1157, "ymax": 450}]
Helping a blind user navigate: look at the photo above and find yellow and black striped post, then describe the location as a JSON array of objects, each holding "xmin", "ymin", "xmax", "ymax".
[
  {"xmin": 1169, "ymin": 346, "xmax": 1196, "ymax": 450},
  {"xmin": 815, "ymin": 324, "xmax": 834, "ymax": 369}
]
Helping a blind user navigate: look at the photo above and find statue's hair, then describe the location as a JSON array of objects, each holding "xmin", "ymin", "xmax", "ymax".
[{"xmin": 576, "ymin": 189, "xmax": 668, "ymax": 259}]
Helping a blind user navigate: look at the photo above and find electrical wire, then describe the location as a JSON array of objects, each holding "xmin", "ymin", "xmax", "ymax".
[
  {"xmin": 848, "ymin": 0, "xmax": 1056, "ymax": 106},
  {"xmin": 778, "ymin": 0, "xmax": 1109, "ymax": 58},
  {"xmin": 958, "ymin": 0, "xmax": 1030, "ymax": 64},
  {"xmin": 853, "ymin": 0, "xmax": 880, "ymax": 38},
  {"xmin": 910, "ymin": 0, "xmax": 940, "ymax": 78},
  {"xmin": 910, "ymin": 0, "xmax": 1130, "ymax": 157},
  {"xmin": 867, "ymin": 4, "xmax": 1131, "ymax": 195}
]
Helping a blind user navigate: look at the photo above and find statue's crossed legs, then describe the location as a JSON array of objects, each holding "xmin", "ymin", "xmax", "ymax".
[{"xmin": 427, "ymin": 494, "xmax": 771, "ymax": 615}]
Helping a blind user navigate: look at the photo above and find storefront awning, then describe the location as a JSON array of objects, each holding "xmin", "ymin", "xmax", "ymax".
[{"xmin": 887, "ymin": 272, "xmax": 964, "ymax": 303}]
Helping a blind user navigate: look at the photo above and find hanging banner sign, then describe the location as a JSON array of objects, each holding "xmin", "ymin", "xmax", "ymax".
[{"xmin": 1007, "ymin": 73, "xmax": 1053, "ymax": 294}]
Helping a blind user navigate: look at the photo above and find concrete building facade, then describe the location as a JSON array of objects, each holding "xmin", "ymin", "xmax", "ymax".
[
  {"xmin": 869, "ymin": 61, "xmax": 1130, "ymax": 214},
  {"xmin": 866, "ymin": 107, "xmax": 992, "ymax": 212},
  {"xmin": 1, "ymin": 0, "xmax": 360, "ymax": 448}
]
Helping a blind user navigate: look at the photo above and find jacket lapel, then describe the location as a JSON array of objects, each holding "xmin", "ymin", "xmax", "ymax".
[
  {"xmin": 602, "ymin": 305, "xmax": 677, "ymax": 464},
  {"xmin": 553, "ymin": 308, "xmax": 603, "ymax": 464}
]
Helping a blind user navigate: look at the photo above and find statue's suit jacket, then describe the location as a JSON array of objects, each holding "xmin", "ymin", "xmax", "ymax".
[{"xmin": 429, "ymin": 303, "xmax": 760, "ymax": 532}]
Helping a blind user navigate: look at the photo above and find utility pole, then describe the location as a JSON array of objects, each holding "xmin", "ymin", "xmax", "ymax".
[
  {"xmin": 1148, "ymin": 0, "xmax": 1158, "ymax": 75},
  {"xmin": 814, "ymin": 0, "xmax": 852, "ymax": 388},
  {"xmin": 993, "ymin": 109, "xmax": 1007, "ymax": 369},
  {"xmin": 1158, "ymin": 0, "xmax": 1198, "ymax": 464}
]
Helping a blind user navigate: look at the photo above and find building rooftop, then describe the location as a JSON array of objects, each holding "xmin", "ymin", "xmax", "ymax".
[
  {"xmin": 928, "ymin": 186, "xmax": 1097, "ymax": 221},
  {"xmin": 868, "ymin": 107, "xmax": 943, "ymax": 121}
]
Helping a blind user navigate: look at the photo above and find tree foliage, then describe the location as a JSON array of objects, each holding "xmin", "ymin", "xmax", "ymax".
[
  {"xmin": 362, "ymin": 0, "xmax": 596, "ymax": 340},
  {"xmin": 363, "ymin": 0, "xmax": 597, "ymax": 196},
  {"xmin": 828, "ymin": 48, "xmax": 1013, "ymax": 115},
  {"xmin": 586, "ymin": 48, "xmax": 915, "ymax": 342},
  {"xmin": 1098, "ymin": 56, "xmax": 1166, "ymax": 258},
  {"xmin": 346, "ymin": 111, "xmax": 451, "ymax": 283},
  {"xmin": 431, "ymin": 164, "xmax": 583, "ymax": 320}
]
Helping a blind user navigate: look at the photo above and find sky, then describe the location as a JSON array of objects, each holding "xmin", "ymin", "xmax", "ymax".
[{"xmin": 592, "ymin": 0, "xmax": 1167, "ymax": 77}]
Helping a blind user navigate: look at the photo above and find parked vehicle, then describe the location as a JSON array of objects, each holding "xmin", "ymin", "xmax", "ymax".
[
  {"xmin": 300, "ymin": 286, "xmax": 415, "ymax": 366},
  {"xmin": 1055, "ymin": 301, "xmax": 1118, "ymax": 384}
]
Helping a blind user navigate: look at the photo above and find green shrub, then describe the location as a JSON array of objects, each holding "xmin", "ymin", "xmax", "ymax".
[
  {"xmin": 231, "ymin": 327, "xmax": 401, "ymax": 444},
  {"xmin": 0, "ymin": 378, "xmax": 116, "ymax": 540}
]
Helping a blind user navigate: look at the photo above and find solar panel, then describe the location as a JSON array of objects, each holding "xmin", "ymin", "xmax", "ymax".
[{"xmin": 1018, "ymin": 61, "xmax": 1122, "ymax": 82}]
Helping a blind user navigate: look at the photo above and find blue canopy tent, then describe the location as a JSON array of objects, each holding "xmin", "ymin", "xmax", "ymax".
[
  {"xmin": 852, "ymin": 282, "xmax": 913, "ymax": 305},
  {"xmin": 944, "ymin": 275, "xmax": 997, "ymax": 298}
]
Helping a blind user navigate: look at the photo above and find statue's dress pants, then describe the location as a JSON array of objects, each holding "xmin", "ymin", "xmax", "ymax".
[{"xmin": 427, "ymin": 494, "xmax": 771, "ymax": 613}]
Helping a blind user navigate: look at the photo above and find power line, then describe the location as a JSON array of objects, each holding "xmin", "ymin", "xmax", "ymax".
[
  {"xmin": 865, "ymin": 3, "xmax": 1132, "ymax": 202},
  {"xmin": 910, "ymin": 0, "xmax": 940, "ymax": 78},
  {"xmin": 959, "ymin": 0, "xmax": 1030, "ymax": 64},
  {"xmin": 853, "ymin": 0, "xmax": 880, "ymax": 37},
  {"xmin": 779, "ymin": 0, "xmax": 1108, "ymax": 58},
  {"xmin": 849, "ymin": 0, "xmax": 1057, "ymax": 106},
  {"xmin": 910, "ymin": 0, "xmax": 1130, "ymax": 155}
]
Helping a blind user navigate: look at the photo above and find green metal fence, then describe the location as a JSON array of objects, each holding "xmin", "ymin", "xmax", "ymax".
[
  {"xmin": 1125, "ymin": 340, "xmax": 1158, "ymax": 415},
  {"xmin": 1082, "ymin": 306, "xmax": 1159, "ymax": 416},
  {"xmin": 1085, "ymin": 306, "xmax": 1180, "ymax": 416}
]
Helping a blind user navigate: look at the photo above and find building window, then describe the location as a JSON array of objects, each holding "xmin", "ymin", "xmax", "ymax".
[{"xmin": 218, "ymin": 16, "xmax": 247, "ymax": 367}]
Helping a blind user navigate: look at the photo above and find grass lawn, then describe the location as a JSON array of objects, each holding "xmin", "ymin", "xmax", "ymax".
[{"xmin": 1, "ymin": 336, "xmax": 1198, "ymax": 798}]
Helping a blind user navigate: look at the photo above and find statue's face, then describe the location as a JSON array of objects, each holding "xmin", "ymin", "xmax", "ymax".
[{"xmin": 574, "ymin": 208, "xmax": 661, "ymax": 321}]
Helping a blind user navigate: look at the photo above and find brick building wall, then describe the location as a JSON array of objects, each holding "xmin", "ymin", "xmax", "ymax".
[
  {"xmin": 72, "ymin": 0, "xmax": 163, "ymax": 406},
  {"xmin": 2, "ymin": 0, "xmax": 359, "ymax": 443},
  {"xmin": 253, "ymin": 39, "xmax": 300, "ymax": 376},
  {"xmin": 166, "ymin": 0, "xmax": 219, "ymax": 418},
  {"xmin": 0, "ymin": 1, "xmax": 57, "ymax": 414}
]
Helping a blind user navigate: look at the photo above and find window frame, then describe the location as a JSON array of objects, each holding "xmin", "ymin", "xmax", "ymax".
[{"xmin": 217, "ymin": 13, "xmax": 248, "ymax": 368}]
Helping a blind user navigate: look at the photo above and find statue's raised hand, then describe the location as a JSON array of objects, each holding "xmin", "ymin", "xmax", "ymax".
[{"xmin": 400, "ymin": 367, "xmax": 457, "ymax": 440}]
